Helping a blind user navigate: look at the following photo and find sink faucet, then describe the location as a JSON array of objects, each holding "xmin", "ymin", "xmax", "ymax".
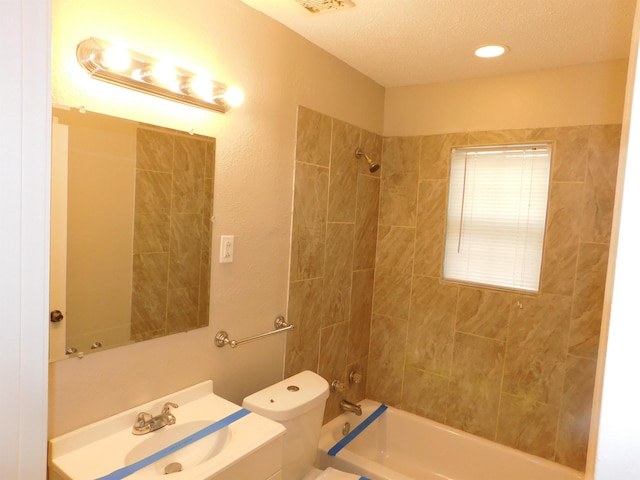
[
  {"xmin": 340, "ymin": 399, "xmax": 362, "ymax": 416},
  {"xmin": 132, "ymin": 402, "xmax": 178, "ymax": 435}
]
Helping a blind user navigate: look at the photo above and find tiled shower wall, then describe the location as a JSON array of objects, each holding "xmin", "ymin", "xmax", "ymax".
[
  {"xmin": 285, "ymin": 106, "xmax": 382, "ymax": 421},
  {"xmin": 369, "ymin": 125, "xmax": 620, "ymax": 471},
  {"xmin": 131, "ymin": 127, "xmax": 215, "ymax": 340},
  {"xmin": 285, "ymin": 105, "xmax": 620, "ymax": 470}
]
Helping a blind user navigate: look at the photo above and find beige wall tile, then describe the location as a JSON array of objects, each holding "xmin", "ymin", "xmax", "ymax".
[
  {"xmin": 198, "ymin": 246, "xmax": 211, "ymax": 328},
  {"xmin": 348, "ymin": 269, "xmax": 374, "ymax": 363},
  {"xmin": 373, "ymin": 226, "xmax": 415, "ymax": 319},
  {"xmin": 379, "ymin": 136, "xmax": 420, "ymax": 226},
  {"xmin": 446, "ymin": 332, "xmax": 505, "ymax": 439},
  {"xmin": 540, "ymin": 181, "xmax": 583, "ymax": 296},
  {"xmin": 406, "ymin": 276, "xmax": 457, "ymax": 375},
  {"xmin": 580, "ymin": 124, "xmax": 621, "ymax": 243},
  {"xmin": 328, "ymin": 119, "xmax": 360, "ymax": 222},
  {"xmin": 401, "ymin": 366, "xmax": 449, "ymax": 422},
  {"xmin": 285, "ymin": 279, "xmax": 323, "ymax": 377},
  {"xmin": 172, "ymin": 136, "xmax": 206, "ymax": 215},
  {"xmin": 456, "ymin": 287, "xmax": 513, "ymax": 341},
  {"xmin": 503, "ymin": 294, "xmax": 571, "ymax": 405},
  {"xmin": 379, "ymin": 171, "xmax": 419, "ymax": 227},
  {"xmin": 382, "ymin": 135, "xmax": 421, "ymax": 174},
  {"xmin": 569, "ymin": 243, "xmax": 610, "ymax": 358},
  {"xmin": 136, "ymin": 128, "xmax": 174, "ymax": 172},
  {"xmin": 131, "ymin": 253, "xmax": 168, "ymax": 340},
  {"xmin": 134, "ymin": 168, "xmax": 172, "ymax": 255},
  {"xmin": 353, "ymin": 174, "xmax": 380, "ymax": 270},
  {"xmin": 497, "ymin": 392, "xmax": 559, "ymax": 460},
  {"xmin": 135, "ymin": 170, "xmax": 172, "ymax": 216},
  {"xmin": 134, "ymin": 211, "xmax": 170, "ymax": 254},
  {"xmin": 168, "ymin": 213, "xmax": 202, "ymax": 290},
  {"xmin": 420, "ymin": 132, "xmax": 467, "ymax": 180},
  {"xmin": 367, "ymin": 314, "xmax": 408, "ymax": 406},
  {"xmin": 538, "ymin": 126, "xmax": 590, "ymax": 182},
  {"xmin": 414, "ymin": 179, "xmax": 447, "ymax": 277},
  {"xmin": 202, "ymin": 177, "xmax": 213, "ymax": 247},
  {"xmin": 296, "ymin": 106, "xmax": 332, "ymax": 167},
  {"xmin": 290, "ymin": 162, "xmax": 329, "ymax": 282},
  {"xmin": 556, "ymin": 355, "xmax": 597, "ymax": 471},
  {"xmin": 166, "ymin": 286, "xmax": 199, "ymax": 333},
  {"xmin": 322, "ymin": 223, "xmax": 355, "ymax": 327},
  {"xmin": 205, "ymin": 140, "xmax": 215, "ymax": 178}
]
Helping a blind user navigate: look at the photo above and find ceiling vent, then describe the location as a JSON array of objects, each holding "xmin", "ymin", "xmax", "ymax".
[{"xmin": 293, "ymin": 0, "xmax": 355, "ymax": 14}]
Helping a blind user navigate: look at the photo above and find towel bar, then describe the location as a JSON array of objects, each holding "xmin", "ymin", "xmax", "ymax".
[{"xmin": 215, "ymin": 316, "xmax": 294, "ymax": 348}]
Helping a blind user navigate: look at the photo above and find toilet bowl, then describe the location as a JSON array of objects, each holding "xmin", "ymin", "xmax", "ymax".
[{"xmin": 242, "ymin": 371, "xmax": 364, "ymax": 480}]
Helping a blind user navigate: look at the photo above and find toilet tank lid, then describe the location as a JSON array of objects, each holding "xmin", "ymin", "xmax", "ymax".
[{"xmin": 242, "ymin": 370, "xmax": 329, "ymax": 421}]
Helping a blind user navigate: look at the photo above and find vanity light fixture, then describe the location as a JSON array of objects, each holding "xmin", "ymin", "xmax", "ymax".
[
  {"xmin": 76, "ymin": 37, "xmax": 244, "ymax": 114},
  {"xmin": 474, "ymin": 44, "xmax": 509, "ymax": 58}
]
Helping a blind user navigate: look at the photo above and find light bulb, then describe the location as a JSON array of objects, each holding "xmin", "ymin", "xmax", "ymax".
[
  {"xmin": 131, "ymin": 68, "xmax": 144, "ymax": 82},
  {"xmin": 190, "ymin": 75, "xmax": 214, "ymax": 101},
  {"xmin": 101, "ymin": 45, "xmax": 131, "ymax": 71},
  {"xmin": 474, "ymin": 45, "xmax": 508, "ymax": 58},
  {"xmin": 223, "ymin": 86, "xmax": 244, "ymax": 107},
  {"xmin": 151, "ymin": 62, "xmax": 177, "ymax": 86}
]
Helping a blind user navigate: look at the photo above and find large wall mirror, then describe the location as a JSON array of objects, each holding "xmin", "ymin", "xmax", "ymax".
[{"xmin": 49, "ymin": 107, "xmax": 215, "ymax": 361}]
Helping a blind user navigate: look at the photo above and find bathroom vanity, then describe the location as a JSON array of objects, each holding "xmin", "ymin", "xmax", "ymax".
[{"xmin": 48, "ymin": 381, "xmax": 285, "ymax": 480}]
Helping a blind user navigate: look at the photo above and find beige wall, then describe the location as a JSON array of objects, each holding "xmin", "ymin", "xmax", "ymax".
[
  {"xmin": 384, "ymin": 60, "xmax": 628, "ymax": 136},
  {"xmin": 371, "ymin": 126, "xmax": 620, "ymax": 471},
  {"xmin": 49, "ymin": 0, "xmax": 384, "ymax": 437}
]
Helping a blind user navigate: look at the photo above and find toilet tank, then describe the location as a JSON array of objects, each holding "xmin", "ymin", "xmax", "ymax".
[{"xmin": 243, "ymin": 371, "xmax": 329, "ymax": 480}]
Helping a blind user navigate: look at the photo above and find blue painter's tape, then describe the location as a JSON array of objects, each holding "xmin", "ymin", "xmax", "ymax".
[
  {"xmin": 328, "ymin": 403, "xmax": 387, "ymax": 457},
  {"xmin": 95, "ymin": 408, "xmax": 251, "ymax": 480}
]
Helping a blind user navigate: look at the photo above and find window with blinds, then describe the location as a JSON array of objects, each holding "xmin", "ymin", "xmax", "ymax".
[{"xmin": 443, "ymin": 143, "xmax": 552, "ymax": 292}]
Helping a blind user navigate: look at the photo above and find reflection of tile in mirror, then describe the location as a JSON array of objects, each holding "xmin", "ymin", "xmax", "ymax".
[{"xmin": 131, "ymin": 127, "xmax": 213, "ymax": 340}]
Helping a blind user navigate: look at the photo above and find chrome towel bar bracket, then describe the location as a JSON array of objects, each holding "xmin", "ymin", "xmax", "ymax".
[{"xmin": 215, "ymin": 316, "xmax": 294, "ymax": 348}]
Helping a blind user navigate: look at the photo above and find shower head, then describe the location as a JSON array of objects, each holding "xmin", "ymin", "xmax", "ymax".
[{"xmin": 355, "ymin": 148, "xmax": 380, "ymax": 173}]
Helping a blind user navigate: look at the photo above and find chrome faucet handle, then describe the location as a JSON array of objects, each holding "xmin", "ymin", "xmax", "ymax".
[
  {"xmin": 134, "ymin": 412, "xmax": 153, "ymax": 431},
  {"xmin": 162, "ymin": 402, "xmax": 178, "ymax": 414},
  {"xmin": 331, "ymin": 380, "xmax": 345, "ymax": 393},
  {"xmin": 162, "ymin": 402, "xmax": 178, "ymax": 425}
]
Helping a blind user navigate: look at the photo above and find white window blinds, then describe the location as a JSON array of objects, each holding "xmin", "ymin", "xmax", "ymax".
[{"xmin": 443, "ymin": 143, "xmax": 552, "ymax": 292}]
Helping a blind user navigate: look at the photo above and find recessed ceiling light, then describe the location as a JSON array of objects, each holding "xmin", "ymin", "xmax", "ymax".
[{"xmin": 475, "ymin": 45, "xmax": 509, "ymax": 58}]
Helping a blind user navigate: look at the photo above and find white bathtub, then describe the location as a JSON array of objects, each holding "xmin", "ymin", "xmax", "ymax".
[{"xmin": 317, "ymin": 399, "xmax": 584, "ymax": 480}]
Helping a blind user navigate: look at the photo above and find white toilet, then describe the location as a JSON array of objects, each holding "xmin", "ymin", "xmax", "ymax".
[{"xmin": 243, "ymin": 370, "xmax": 363, "ymax": 480}]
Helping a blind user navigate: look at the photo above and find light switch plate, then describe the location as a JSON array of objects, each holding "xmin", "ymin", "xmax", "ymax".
[{"xmin": 219, "ymin": 235, "xmax": 234, "ymax": 263}]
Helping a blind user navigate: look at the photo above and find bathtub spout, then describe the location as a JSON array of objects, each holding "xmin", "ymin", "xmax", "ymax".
[{"xmin": 340, "ymin": 399, "xmax": 362, "ymax": 416}]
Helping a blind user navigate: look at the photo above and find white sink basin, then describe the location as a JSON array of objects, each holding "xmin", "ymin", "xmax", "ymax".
[
  {"xmin": 124, "ymin": 420, "xmax": 230, "ymax": 476},
  {"xmin": 49, "ymin": 381, "xmax": 286, "ymax": 480}
]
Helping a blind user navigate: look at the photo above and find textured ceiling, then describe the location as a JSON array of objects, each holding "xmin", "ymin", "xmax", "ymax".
[{"xmin": 240, "ymin": 0, "xmax": 637, "ymax": 87}]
